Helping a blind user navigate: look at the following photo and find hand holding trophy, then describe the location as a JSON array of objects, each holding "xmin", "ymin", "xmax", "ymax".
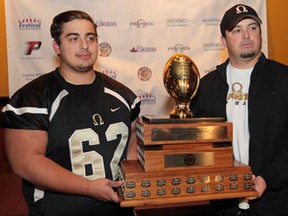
[{"xmin": 163, "ymin": 53, "xmax": 200, "ymax": 118}]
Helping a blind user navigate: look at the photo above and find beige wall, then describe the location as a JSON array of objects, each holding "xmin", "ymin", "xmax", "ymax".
[
  {"xmin": 0, "ymin": 0, "xmax": 287, "ymax": 97},
  {"xmin": 0, "ymin": 0, "xmax": 8, "ymax": 97},
  {"xmin": 266, "ymin": 0, "xmax": 288, "ymax": 64}
]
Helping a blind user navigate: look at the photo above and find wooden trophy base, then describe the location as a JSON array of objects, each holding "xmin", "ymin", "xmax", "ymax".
[
  {"xmin": 137, "ymin": 143, "xmax": 233, "ymax": 172},
  {"xmin": 119, "ymin": 160, "xmax": 257, "ymax": 207},
  {"xmin": 119, "ymin": 116, "xmax": 258, "ymax": 207}
]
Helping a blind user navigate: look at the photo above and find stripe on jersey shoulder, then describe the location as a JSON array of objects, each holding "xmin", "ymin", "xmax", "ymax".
[
  {"xmin": 3, "ymin": 104, "xmax": 48, "ymax": 115},
  {"xmin": 49, "ymin": 90, "xmax": 69, "ymax": 121},
  {"xmin": 104, "ymin": 87, "xmax": 130, "ymax": 111},
  {"xmin": 131, "ymin": 97, "xmax": 140, "ymax": 109}
]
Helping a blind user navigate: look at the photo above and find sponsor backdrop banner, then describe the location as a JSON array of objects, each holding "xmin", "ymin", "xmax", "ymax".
[{"xmin": 5, "ymin": 0, "xmax": 267, "ymax": 116}]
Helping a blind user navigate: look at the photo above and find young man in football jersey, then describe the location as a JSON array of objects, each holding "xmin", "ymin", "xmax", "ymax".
[
  {"xmin": 190, "ymin": 4, "xmax": 288, "ymax": 216},
  {"xmin": 2, "ymin": 10, "xmax": 140, "ymax": 216}
]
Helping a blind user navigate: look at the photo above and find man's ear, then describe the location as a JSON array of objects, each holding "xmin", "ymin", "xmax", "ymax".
[
  {"xmin": 52, "ymin": 40, "xmax": 60, "ymax": 55},
  {"xmin": 221, "ymin": 36, "xmax": 227, "ymax": 48}
]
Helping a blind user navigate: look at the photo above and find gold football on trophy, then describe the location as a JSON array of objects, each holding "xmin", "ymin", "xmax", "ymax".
[{"xmin": 163, "ymin": 53, "xmax": 200, "ymax": 118}]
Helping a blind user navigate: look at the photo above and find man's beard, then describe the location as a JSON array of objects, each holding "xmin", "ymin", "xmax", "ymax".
[
  {"xmin": 78, "ymin": 65, "xmax": 93, "ymax": 72},
  {"xmin": 75, "ymin": 63, "xmax": 94, "ymax": 72},
  {"xmin": 240, "ymin": 52, "xmax": 256, "ymax": 59}
]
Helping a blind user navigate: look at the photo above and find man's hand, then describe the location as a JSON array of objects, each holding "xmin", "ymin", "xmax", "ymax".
[
  {"xmin": 89, "ymin": 179, "xmax": 123, "ymax": 203},
  {"xmin": 247, "ymin": 175, "xmax": 266, "ymax": 200}
]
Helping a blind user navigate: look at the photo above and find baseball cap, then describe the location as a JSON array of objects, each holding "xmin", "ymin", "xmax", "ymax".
[{"xmin": 220, "ymin": 4, "xmax": 262, "ymax": 36}]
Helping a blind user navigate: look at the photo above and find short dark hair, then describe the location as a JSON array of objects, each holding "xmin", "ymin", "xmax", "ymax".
[{"xmin": 50, "ymin": 10, "xmax": 98, "ymax": 45}]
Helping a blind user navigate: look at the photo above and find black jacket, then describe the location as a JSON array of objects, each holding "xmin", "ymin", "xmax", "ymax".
[{"xmin": 190, "ymin": 53, "xmax": 288, "ymax": 215}]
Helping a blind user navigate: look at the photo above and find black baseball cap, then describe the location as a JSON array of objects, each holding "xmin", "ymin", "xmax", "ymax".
[{"xmin": 220, "ymin": 4, "xmax": 262, "ymax": 36}]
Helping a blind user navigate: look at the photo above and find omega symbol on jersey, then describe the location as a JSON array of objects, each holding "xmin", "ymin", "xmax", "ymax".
[
  {"xmin": 227, "ymin": 82, "xmax": 248, "ymax": 101},
  {"xmin": 92, "ymin": 113, "xmax": 104, "ymax": 126},
  {"xmin": 232, "ymin": 82, "xmax": 243, "ymax": 93}
]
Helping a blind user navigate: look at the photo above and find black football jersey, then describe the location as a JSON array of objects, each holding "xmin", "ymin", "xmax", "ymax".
[{"xmin": 2, "ymin": 68, "xmax": 140, "ymax": 216}]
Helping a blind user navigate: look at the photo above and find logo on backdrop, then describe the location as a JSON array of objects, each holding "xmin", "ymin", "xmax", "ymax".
[
  {"xmin": 130, "ymin": 46, "xmax": 156, "ymax": 53},
  {"xmin": 167, "ymin": 18, "xmax": 190, "ymax": 27},
  {"xmin": 95, "ymin": 20, "xmax": 117, "ymax": 27},
  {"xmin": 98, "ymin": 42, "xmax": 112, "ymax": 57},
  {"xmin": 22, "ymin": 41, "xmax": 44, "ymax": 61},
  {"xmin": 130, "ymin": 19, "xmax": 153, "ymax": 28},
  {"xmin": 202, "ymin": 17, "xmax": 220, "ymax": 26},
  {"xmin": 21, "ymin": 72, "xmax": 45, "ymax": 81},
  {"xmin": 203, "ymin": 42, "xmax": 225, "ymax": 51},
  {"xmin": 168, "ymin": 44, "xmax": 191, "ymax": 53},
  {"xmin": 18, "ymin": 17, "xmax": 41, "ymax": 30},
  {"xmin": 138, "ymin": 92, "xmax": 156, "ymax": 105},
  {"xmin": 101, "ymin": 69, "xmax": 117, "ymax": 79},
  {"xmin": 204, "ymin": 66, "xmax": 217, "ymax": 75},
  {"xmin": 138, "ymin": 67, "xmax": 152, "ymax": 81},
  {"xmin": 24, "ymin": 41, "xmax": 42, "ymax": 55}
]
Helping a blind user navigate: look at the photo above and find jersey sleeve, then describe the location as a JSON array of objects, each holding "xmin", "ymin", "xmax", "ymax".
[{"xmin": 2, "ymin": 74, "xmax": 55, "ymax": 131}]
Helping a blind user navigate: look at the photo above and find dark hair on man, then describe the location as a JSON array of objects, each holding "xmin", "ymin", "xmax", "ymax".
[{"xmin": 50, "ymin": 10, "xmax": 98, "ymax": 45}]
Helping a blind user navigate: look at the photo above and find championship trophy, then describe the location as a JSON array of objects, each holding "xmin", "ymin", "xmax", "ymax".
[
  {"xmin": 163, "ymin": 53, "xmax": 199, "ymax": 118},
  {"xmin": 119, "ymin": 54, "xmax": 257, "ymax": 207}
]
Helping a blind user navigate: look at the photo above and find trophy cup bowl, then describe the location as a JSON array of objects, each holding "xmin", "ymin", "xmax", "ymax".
[{"xmin": 163, "ymin": 53, "xmax": 200, "ymax": 118}]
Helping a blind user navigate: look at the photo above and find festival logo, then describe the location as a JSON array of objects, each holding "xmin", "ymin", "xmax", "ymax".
[
  {"xmin": 102, "ymin": 69, "xmax": 117, "ymax": 79},
  {"xmin": 18, "ymin": 17, "xmax": 41, "ymax": 30},
  {"xmin": 138, "ymin": 92, "xmax": 156, "ymax": 105}
]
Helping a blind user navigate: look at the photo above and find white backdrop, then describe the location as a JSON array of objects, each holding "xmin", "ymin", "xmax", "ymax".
[{"xmin": 4, "ymin": 0, "xmax": 267, "ymax": 116}]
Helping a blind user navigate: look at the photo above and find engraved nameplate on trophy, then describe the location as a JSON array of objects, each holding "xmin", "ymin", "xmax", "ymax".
[{"xmin": 137, "ymin": 118, "xmax": 232, "ymax": 144}]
